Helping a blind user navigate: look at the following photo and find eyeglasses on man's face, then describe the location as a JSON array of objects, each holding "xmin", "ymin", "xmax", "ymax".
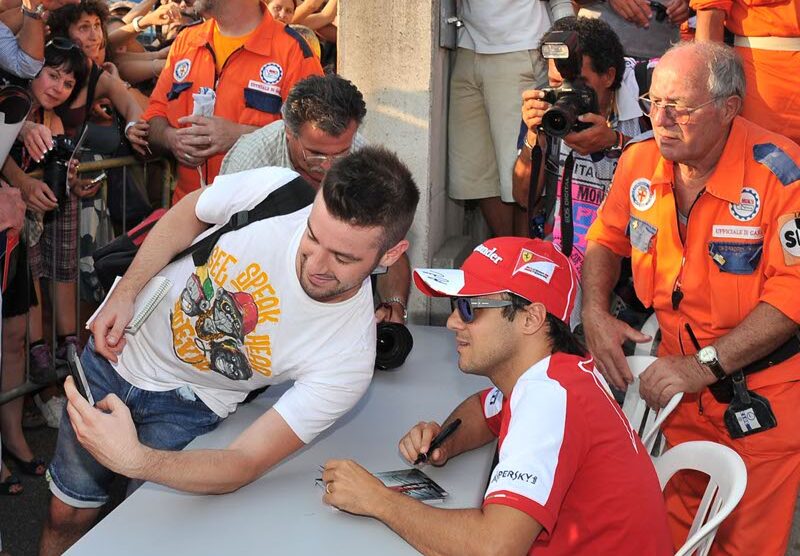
[
  {"xmin": 638, "ymin": 93, "xmax": 720, "ymax": 125},
  {"xmin": 295, "ymin": 136, "xmax": 353, "ymax": 173},
  {"xmin": 450, "ymin": 297, "xmax": 512, "ymax": 323}
]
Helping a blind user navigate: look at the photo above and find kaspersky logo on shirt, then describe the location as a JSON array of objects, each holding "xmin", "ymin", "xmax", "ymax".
[{"xmin": 491, "ymin": 469, "xmax": 538, "ymax": 486}]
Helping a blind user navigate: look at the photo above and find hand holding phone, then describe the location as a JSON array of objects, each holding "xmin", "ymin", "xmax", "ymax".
[{"xmin": 67, "ymin": 344, "xmax": 95, "ymax": 406}]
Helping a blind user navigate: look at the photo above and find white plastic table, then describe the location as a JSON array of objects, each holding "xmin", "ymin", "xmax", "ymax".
[{"xmin": 66, "ymin": 325, "xmax": 496, "ymax": 555}]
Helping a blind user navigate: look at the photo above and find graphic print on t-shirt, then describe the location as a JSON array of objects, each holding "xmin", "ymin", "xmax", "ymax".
[{"xmin": 170, "ymin": 245, "xmax": 281, "ymax": 381}]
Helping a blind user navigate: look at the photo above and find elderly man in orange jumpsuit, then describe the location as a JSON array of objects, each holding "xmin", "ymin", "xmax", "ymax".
[
  {"xmin": 583, "ymin": 41, "xmax": 800, "ymax": 555},
  {"xmin": 144, "ymin": 0, "xmax": 322, "ymax": 204},
  {"xmin": 692, "ymin": 0, "xmax": 800, "ymax": 145}
]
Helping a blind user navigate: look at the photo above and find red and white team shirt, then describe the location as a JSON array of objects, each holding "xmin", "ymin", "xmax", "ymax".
[{"xmin": 481, "ymin": 353, "xmax": 672, "ymax": 555}]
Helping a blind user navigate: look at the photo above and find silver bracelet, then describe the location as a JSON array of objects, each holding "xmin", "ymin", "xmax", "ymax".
[{"xmin": 132, "ymin": 16, "xmax": 145, "ymax": 33}]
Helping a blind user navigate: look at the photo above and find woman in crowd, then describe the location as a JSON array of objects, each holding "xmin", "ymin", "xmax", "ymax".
[{"xmin": 0, "ymin": 39, "xmax": 88, "ymax": 495}]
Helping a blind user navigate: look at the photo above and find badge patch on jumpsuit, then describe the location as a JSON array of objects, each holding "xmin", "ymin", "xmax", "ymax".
[
  {"xmin": 778, "ymin": 212, "xmax": 800, "ymax": 266},
  {"xmin": 173, "ymin": 59, "xmax": 192, "ymax": 82},
  {"xmin": 630, "ymin": 179, "xmax": 655, "ymax": 211},
  {"xmin": 729, "ymin": 187, "xmax": 760, "ymax": 222}
]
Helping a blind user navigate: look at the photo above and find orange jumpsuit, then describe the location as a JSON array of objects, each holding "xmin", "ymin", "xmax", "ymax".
[
  {"xmin": 143, "ymin": 11, "xmax": 322, "ymax": 204},
  {"xmin": 587, "ymin": 117, "xmax": 800, "ymax": 555},
  {"xmin": 691, "ymin": 0, "xmax": 800, "ymax": 144}
]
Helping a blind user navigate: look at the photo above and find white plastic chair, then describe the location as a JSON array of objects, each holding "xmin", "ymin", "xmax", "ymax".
[
  {"xmin": 622, "ymin": 355, "xmax": 684, "ymax": 454},
  {"xmin": 634, "ymin": 312, "xmax": 661, "ymax": 356},
  {"xmin": 653, "ymin": 441, "xmax": 747, "ymax": 556}
]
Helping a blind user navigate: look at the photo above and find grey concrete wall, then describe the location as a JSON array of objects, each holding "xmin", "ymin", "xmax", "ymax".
[{"xmin": 338, "ymin": 1, "xmax": 452, "ymax": 323}]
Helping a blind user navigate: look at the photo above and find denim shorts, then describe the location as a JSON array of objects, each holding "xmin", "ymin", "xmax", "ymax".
[{"xmin": 48, "ymin": 339, "xmax": 222, "ymax": 508}]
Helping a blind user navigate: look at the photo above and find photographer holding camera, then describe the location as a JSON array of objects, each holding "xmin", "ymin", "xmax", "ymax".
[{"xmin": 513, "ymin": 17, "xmax": 646, "ymax": 323}]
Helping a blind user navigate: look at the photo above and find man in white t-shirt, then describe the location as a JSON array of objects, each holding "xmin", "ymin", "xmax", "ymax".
[
  {"xmin": 320, "ymin": 237, "xmax": 671, "ymax": 555},
  {"xmin": 448, "ymin": 0, "xmax": 573, "ymax": 237},
  {"xmin": 39, "ymin": 147, "xmax": 420, "ymax": 556}
]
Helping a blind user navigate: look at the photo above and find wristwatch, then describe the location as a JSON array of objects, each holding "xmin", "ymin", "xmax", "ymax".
[
  {"xmin": 695, "ymin": 346, "xmax": 727, "ymax": 381},
  {"xmin": 21, "ymin": 3, "xmax": 46, "ymax": 19},
  {"xmin": 380, "ymin": 297, "xmax": 408, "ymax": 323},
  {"xmin": 603, "ymin": 130, "xmax": 625, "ymax": 159}
]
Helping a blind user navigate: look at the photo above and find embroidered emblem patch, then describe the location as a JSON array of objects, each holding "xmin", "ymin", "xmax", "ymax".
[
  {"xmin": 260, "ymin": 63, "xmax": 283, "ymax": 85},
  {"xmin": 630, "ymin": 178, "xmax": 655, "ymax": 211},
  {"xmin": 729, "ymin": 187, "xmax": 760, "ymax": 222},
  {"xmin": 173, "ymin": 59, "xmax": 191, "ymax": 82},
  {"xmin": 778, "ymin": 212, "xmax": 800, "ymax": 266},
  {"xmin": 512, "ymin": 248, "xmax": 557, "ymax": 283}
]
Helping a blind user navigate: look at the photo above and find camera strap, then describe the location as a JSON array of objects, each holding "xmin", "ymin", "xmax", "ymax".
[
  {"xmin": 559, "ymin": 152, "xmax": 576, "ymax": 257},
  {"xmin": 527, "ymin": 143, "xmax": 545, "ymax": 239}
]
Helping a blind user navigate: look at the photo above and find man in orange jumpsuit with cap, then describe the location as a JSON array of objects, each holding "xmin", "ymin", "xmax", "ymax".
[
  {"xmin": 692, "ymin": 0, "xmax": 800, "ymax": 145},
  {"xmin": 144, "ymin": 0, "xmax": 322, "ymax": 204},
  {"xmin": 583, "ymin": 41, "xmax": 800, "ymax": 555}
]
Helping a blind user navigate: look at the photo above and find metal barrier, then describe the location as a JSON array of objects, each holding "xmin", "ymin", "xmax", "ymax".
[{"xmin": 0, "ymin": 155, "xmax": 175, "ymax": 407}]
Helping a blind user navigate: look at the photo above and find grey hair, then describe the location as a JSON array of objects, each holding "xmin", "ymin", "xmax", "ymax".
[
  {"xmin": 665, "ymin": 41, "xmax": 746, "ymax": 104},
  {"xmin": 281, "ymin": 74, "xmax": 367, "ymax": 136}
]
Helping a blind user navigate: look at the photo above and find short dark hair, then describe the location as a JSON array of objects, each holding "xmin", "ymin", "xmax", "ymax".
[
  {"xmin": 42, "ymin": 40, "xmax": 89, "ymax": 106},
  {"xmin": 283, "ymin": 74, "xmax": 367, "ymax": 136},
  {"xmin": 500, "ymin": 293, "xmax": 586, "ymax": 356},
  {"xmin": 48, "ymin": 0, "xmax": 110, "ymax": 42},
  {"xmin": 322, "ymin": 146, "xmax": 419, "ymax": 252},
  {"xmin": 546, "ymin": 16, "xmax": 625, "ymax": 90}
]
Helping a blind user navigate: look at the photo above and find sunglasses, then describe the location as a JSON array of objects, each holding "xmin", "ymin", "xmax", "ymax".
[
  {"xmin": 451, "ymin": 297, "xmax": 512, "ymax": 323},
  {"xmin": 46, "ymin": 37, "xmax": 81, "ymax": 52}
]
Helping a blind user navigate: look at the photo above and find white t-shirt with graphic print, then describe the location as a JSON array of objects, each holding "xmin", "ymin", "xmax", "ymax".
[{"xmin": 112, "ymin": 166, "xmax": 376, "ymax": 443}]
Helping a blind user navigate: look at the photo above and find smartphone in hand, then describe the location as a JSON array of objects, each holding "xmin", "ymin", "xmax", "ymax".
[{"xmin": 67, "ymin": 344, "xmax": 95, "ymax": 406}]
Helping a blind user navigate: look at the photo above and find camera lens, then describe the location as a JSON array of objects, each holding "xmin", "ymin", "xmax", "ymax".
[
  {"xmin": 375, "ymin": 322, "xmax": 414, "ymax": 371},
  {"xmin": 542, "ymin": 95, "xmax": 581, "ymax": 138}
]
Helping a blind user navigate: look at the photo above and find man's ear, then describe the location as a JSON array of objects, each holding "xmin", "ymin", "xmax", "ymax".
[
  {"xmin": 520, "ymin": 302, "xmax": 547, "ymax": 336},
  {"xmin": 601, "ymin": 66, "xmax": 617, "ymax": 91},
  {"xmin": 378, "ymin": 239, "xmax": 409, "ymax": 268},
  {"xmin": 722, "ymin": 95, "xmax": 743, "ymax": 122}
]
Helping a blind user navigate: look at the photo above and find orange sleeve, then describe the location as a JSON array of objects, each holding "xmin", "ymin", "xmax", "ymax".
[
  {"xmin": 142, "ymin": 35, "xmax": 186, "ymax": 122},
  {"xmin": 690, "ymin": 0, "xmax": 732, "ymax": 15},
  {"xmin": 760, "ymin": 171, "xmax": 800, "ymax": 324},
  {"xmin": 279, "ymin": 47, "xmax": 323, "ymax": 103},
  {"xmin": 586, "ymin": 150, "xmax": 635, "ymax": 258}
]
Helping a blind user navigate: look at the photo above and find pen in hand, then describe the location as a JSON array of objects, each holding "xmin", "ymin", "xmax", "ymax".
[{"xmin": 414, "ymin": 418, "xmax": 462, "ymax": 465}]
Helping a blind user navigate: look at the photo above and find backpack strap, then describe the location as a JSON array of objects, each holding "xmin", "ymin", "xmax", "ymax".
[{"xmin": 171, "ymin": 175, "xmax": 316, "ymax": 267}]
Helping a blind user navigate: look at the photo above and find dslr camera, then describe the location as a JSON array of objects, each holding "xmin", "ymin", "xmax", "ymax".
[
  {"xmin": 538, "ymin": 31, "xmax": 599, "ymax": 138},
  {"xmin": 375, "ymin": 322, "xmax": 413, "ymax": 371},
  {"xmin": 42, "ymin": 135, "xmax": 76, "ymax": 205}
]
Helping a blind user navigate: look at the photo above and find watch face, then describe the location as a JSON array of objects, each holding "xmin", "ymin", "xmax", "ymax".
[{"xmin": 698, "ymin": 346, "xmax": 716, "ymax": 363}]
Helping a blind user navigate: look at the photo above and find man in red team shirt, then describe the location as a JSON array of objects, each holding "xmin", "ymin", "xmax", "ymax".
[{"xmin": 320, "ymin": 237, "xmax": 672, "ymax": 555}]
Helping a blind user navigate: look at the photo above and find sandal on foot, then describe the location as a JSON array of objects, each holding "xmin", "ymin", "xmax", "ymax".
[
  {"xmin": 0, "ymin": 474, "xmax": 23, "ymax": 495},
  {"xmin": 3, "ymin": 450, "xmax": 47, "ymax": 476}
]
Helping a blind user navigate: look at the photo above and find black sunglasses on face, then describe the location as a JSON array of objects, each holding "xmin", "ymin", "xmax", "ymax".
[
  {"xmin": 46, "ymin": 37, "xmax": 81, "ymax": 52},
  {"xmin": 451, "ymin": 297, "xmax": 513, "ymax": 323}
]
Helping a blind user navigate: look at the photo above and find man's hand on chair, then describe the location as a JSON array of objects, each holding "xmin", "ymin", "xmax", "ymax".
[{"xmin": 639, "ymin": 355, "xmax": 717, "ymax": 409}]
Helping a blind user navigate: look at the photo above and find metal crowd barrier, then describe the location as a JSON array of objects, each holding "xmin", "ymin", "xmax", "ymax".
[{"xmin": 0, "ymin": 155, "xmax": 174, "ymax": 406}]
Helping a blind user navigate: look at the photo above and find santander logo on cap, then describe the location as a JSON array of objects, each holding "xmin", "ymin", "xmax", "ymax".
[{"xmin": 413, "ymin": 237, "xmax": 577, "ymax": 322}]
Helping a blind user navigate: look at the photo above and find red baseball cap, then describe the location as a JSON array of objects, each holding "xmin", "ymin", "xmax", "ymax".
[{"xmin": 414, "ymin": 237, "xmax": 577, "ymax": 322}]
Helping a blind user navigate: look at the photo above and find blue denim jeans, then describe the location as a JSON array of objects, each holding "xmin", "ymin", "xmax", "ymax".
[{"xmin": 48, "ymin": 339, "xmax": 222, "ymax": 508}]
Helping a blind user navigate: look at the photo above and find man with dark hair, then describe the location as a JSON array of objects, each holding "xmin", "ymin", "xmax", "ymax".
[
  {"xmin": 39, "ymin": 147, "xmax": 419, "ymax": 555},
  {"xmin": 222, "ymin": 74, "xmax": 411, "ymax": 324},
  {"xmin": 513, "ymin": 17, "xmax": 644, "ymax": 278},
  {"xmin": 320, "ymin": 237, "xmax": 671, "ymax": 556},
  {"xmin": 142, "ymin": 0, "xmax": 323, "ymax": 205}
]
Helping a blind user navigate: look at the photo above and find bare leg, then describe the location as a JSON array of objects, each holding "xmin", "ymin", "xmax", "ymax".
[
  {"xmin": 0, "ymin": 315, "xmax": 36, "ymax": 462},
  {"xmin": 478, "ymin": 196, "xmax": 513, "ymax": 237},
  {"xmin": 39, "ymin": 497, "xmax": 100, "ymax": 556},
  {"xmin": 513, "ymin": 203, "xmax": 529, "ymax": 238},
  {"xmin": 54, "ymin": 281, "xmax": 76, "ymax": 337}
]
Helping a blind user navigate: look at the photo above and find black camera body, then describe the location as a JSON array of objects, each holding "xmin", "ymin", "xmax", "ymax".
[
  {"xmin": 42, "ymin": 134, "xmax": 76, "ymax": 205},
  {"xmin": 540, "ymin": 79, "xmax": 599, "ymax": 138},
  {"xmin": 538, "ymin": 30, "xmax": 600, "ymax": 138}
]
